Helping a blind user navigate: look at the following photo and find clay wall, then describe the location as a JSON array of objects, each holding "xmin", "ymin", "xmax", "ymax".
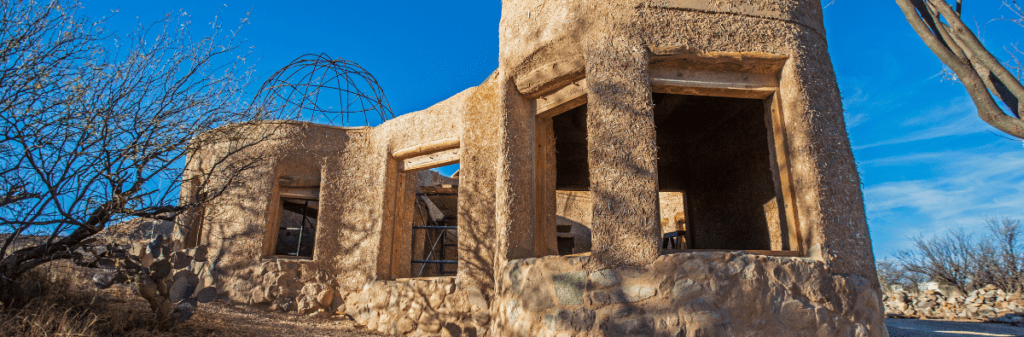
[
  {"xmin": 176, "ymin": 79, "xmax": 491, "ymax": 309},
  {"xmin": 495, "ymin": 0, "xmax": 877, "ymax": 285},
  {"xmin": 488, "ymin": 0, "xmax": 882, "ymax": 335}
]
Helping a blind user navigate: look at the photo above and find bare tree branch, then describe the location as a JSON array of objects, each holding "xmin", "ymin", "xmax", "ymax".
[
  {"xmin": 895, "ymin": 0, "xmax": 1024, "ymax": 138},
  {"xmin": 0, "ymin": 0, "xmax": 278, "ymax": 304}
]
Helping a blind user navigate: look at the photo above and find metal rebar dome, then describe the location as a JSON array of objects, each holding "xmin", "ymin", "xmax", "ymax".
[{"xmin": 255, "ymin": 53, "xmax": 394, "ymax": 126}]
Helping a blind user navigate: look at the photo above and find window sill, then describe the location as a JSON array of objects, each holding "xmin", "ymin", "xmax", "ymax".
[
  {"xmin": 661, "ymin": 249, "xmax": 802, "ymax": 257},
  {"xmin": 265, "ymin": 255, "xmax": 314, "ymax": 261}
]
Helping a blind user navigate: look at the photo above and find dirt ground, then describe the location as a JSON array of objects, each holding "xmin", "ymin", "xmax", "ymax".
[
  {"xmin": 103, "ymin": 293, "xmax": 388, "ymax": 337},
  {"xmin": 167, "ymin": 300, "xmax": 387, "ymax": 337}
]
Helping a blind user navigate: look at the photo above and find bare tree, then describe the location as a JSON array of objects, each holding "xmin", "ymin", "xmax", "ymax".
[
  {"xmin": 895, "ymin": 218, "xmax": 1024, "ymax": 294},
  {"xmin": 877, "ymin": 259, "xmax": 927, "ymax": 293},
  {"xmin": 0, "ymin": 0, "xmax": 273, "ymax": 307},
  {"xmin": 895, "ymin": 228, "xmax": 974, "ymax": 293},
  {"xmin": 895, "ymin": 0, "xmax": 1024, "ymax": 139}
]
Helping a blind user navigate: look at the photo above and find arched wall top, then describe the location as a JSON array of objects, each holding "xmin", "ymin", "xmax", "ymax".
[{"xmin": 648, "ymin": 0, "xmax": 826, "ymax": 36}]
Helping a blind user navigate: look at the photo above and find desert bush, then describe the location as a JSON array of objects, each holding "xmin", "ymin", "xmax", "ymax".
[
  {"xmin": 0, "ymin": 262, "xmax": 156, "ymax": 336},
  {"xmin": 876, "ymin": 258, "xmax": 927, "ymax": 293},
  {"xmin": 891, "ymin": 218, "xmax": 1024, "ymax": 294}
]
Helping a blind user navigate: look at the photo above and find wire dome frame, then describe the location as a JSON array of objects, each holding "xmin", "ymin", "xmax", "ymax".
[{"xmin": 254, "ymin": 53, "xmax": 395, "ymax": 126}]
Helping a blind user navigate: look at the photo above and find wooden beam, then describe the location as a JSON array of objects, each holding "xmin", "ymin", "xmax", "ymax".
[
  {"xmin": 536, "ymin": 78, "xmax": 588, "ymax": 118},
  {"xmin": 278, "ymin": 175, "xmax": 320, "ymax": 187},
  {"xmin": 660, "ymin": 249, "xmax": 802, "ymax": 257},
  {"xmin": 401, "ymin": 147, "xmax": 460, "ymax": 172},
  {"xmin": 279, "ymin": 187, "xmax": 319, "ymax": 200},
  {"xmin": 515, "ymin": 57, "xmax": 586, "ymax": 98},
  {"xmin": 419, "ymin": 185, "xmax": 460, "ymax": 192},
  {"xmin": 649, "ymin": 67, "xmax": 777, "ymax": 99},
  {"xmin": 393, "ymin": 137, "xmax": 460, "ymax": 159}
]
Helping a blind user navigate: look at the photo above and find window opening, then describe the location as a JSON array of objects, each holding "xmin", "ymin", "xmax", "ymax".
[
  {"xmin": 408, "ymin": 165, "xmax": 459, "ymax": 277},
  {"xmin": 274, "ymin": 197, "xmax": 318, "ymax": 257},
  {"xmin": 550, "ymin": 103, "xmax": 593, "ymax": 255},
  {"xmin": 653, "ymin": 93, "xmax": 788, "ymax": 251},
  {"xmin": 553, "ymin": 104, "xmax": 590, "ymax": 191}
]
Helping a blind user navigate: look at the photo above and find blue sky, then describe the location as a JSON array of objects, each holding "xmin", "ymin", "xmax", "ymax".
[{"xmin": 78, "ymin": 1, "xmax": 1024, "ymax": 259}]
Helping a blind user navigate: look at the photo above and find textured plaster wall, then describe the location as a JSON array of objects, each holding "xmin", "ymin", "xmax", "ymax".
[
  {"xmin": 638, "ymin": 2, "xmax": 875, "ymax": 282},
  {"xmin": 497, "ymin": 0, "xmax": 877, "ymax": 284},
  {"xmin": 490, "ymin": 0, "xmax": 882, "ymax": 335},
  {"xmin": 178, "ymin": 81, "xmax": 474, "ymax": 302}
]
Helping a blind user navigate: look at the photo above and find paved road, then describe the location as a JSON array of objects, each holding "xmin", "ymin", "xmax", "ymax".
[{"xmin": 887, "ymin": 318, "xmax": 1024, "ymax": 337}]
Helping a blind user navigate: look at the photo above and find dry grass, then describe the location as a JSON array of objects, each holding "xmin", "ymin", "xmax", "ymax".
[
  {"xmin": 0, "ymin": 261, "xmax": 157, "ymax": 337},
  {"xmin": 0, "ymin": 261, "xmax": 387, "ymax": 337}
]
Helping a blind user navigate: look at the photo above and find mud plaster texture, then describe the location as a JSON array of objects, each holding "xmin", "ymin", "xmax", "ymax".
[{"xmin": 178, "ymin": 0, "xmax": 884, "ymax": 335}]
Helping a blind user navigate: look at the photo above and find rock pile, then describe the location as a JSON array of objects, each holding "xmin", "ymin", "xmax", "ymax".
[{"xmin": 883, "ymin": 284, "xmax": 1024, "ymax": 323}]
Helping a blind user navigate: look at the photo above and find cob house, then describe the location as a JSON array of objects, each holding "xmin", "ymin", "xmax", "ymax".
[{"xmin": 174, "ymin": 0, "xmax": 887, "ymax": 335}]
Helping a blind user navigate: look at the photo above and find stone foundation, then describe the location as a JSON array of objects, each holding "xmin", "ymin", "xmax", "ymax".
[
  {"xmin": 215, "ymin": 261, "xmax": 486, "ymax": 335},
  {"xmin": 215, "ymin": 251, "xmax": 886, "ymax": 336},
  {"xmin": 492, "ymin": 252, "xmax": 886, "ymax": 337}
]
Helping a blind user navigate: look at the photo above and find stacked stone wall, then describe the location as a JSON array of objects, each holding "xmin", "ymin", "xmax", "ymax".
[
  {"xmin": 884, "ymin": 285, "xmax": 1024, "ymax": 324},
  {"xmin": 214, "ymin": 259, "xmax": 344, "ymax": 315},
  {"xmin": 492, "ymin": 252, "xmax": 886, "ymax": 336},
  {"xmin": 342, "ymin": 277, "xmax": 494, "ymax": 336},
  {"xmin": 214, "ymin": 260, "xmax": 487, "ymax": 335},
  {"xmin": 222, "ymin": 252, "xmax": 886, "ymax": 336}
]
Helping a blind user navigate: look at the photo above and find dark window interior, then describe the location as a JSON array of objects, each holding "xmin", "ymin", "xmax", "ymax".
[
  {"xmin": 552, "ymin": 104, "xmax": 590, "ymax": 191},
  {"xmin": 275, "ymin": 198, "xmax": 318, "ymax": 257},
  {"xmin": 653, "ymin": 93, "xmax": 786, "ymax": 250}
]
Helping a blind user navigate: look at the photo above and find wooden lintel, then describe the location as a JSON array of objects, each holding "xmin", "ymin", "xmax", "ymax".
[
  {"xmin": 661, "ymin": 249, "xmax": 803, "ymax": 257},
  {"xmin": 401, "ymin": 148, "xmax": 460, "ymax": 172},
  {"xmin": 420, "ymin": 186, "xmax": 459, "ymax": 195},
  {"xmin": 536, "ymin": 78, "xmax": 588, "ymax": 118},
  {"xmin": 278, "ymin": 175, "xmax": 320, "ymax": 187},
  {"xmin": 649, "ymin": 68, "xmax": 777, "ymax": 99},
  {"xmin": 393, "ymin": 137, "xmax": 460, "ymax": 160},
  {"xmin": 516, "ymin": 57, "xmax": 586, "ymax": 98},
  {"xmin": 279, "ymin": 187, "xmax": 319, "ymax": 200}
]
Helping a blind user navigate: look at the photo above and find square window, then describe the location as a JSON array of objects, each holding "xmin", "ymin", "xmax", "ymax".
[{"xmin": 274, "ymin": 197, "xmax": 318, "ymax": 258}]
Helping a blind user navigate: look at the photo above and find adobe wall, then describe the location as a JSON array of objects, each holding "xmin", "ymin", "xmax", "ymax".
[
  {"xmin": 497, "ymin": 0, "xmax": 875, "ymax": 282},
  {"xmin": 176, "ymin": 78, "xmax": 490, "ymax": 311},
  {"xmin": 490, "ymin": 0, "xmax": 883, "ymax": 335},
  {"xmin": 175, "ymin": 121, "xmax": 379, "ymax": 309}
]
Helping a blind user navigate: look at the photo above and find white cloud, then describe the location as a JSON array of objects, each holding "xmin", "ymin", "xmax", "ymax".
[
  {"xmin": 853, "ymin": 97, "xmax": 990, "ymax": 150},
  {"xmin": 844, "ymin": 112, "xmax": 870, "ymax": 128},
  {"xmin": 863, "ymin": 147, "xmax": 1024, "ymax": 257}
]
